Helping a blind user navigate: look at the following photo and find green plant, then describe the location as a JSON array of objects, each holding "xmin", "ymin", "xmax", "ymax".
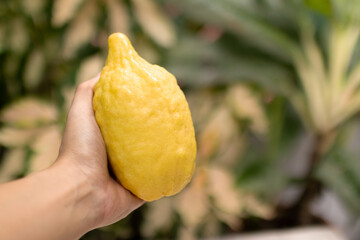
[
  {"xmin": 1, "ymin": 0, "xmax": 360, "ymax": 239},
  {"xmin": 0, "ymin": 0, "xmax": 275, "ymax": 239},
  {"xmin": 168, "ymin": 0, "xmax": 360, "ymax": 226}
]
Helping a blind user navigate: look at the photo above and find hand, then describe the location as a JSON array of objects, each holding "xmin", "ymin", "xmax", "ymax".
[
  {"xmin": 56, "ymin": 75, "xmax": 144, "ymax": 228},
  {"xmin": 0, "ymin": 75, "xmax": 144, "ymax": 240}
]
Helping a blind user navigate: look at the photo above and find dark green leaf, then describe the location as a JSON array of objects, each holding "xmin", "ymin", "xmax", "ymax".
[
  {"xmin": 166, "ymin": 35, "xmax": 295, "ymax": 94},
  {"xmin": 318, "ymin": 149, "xmax": 360, "ymax": 213},
  {"xmin": 171, "ymin": 0, "xmax": 300, "ymax": 62}
]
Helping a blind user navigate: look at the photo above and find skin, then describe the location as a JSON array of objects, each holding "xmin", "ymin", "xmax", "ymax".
[{"xmin": 0, "ymin": 75, "xmax": 144, "ymax": 240}]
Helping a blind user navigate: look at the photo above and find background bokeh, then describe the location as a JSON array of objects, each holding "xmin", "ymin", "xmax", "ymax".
[{"xmin": 1, "ymin": 0, "xmax": 360, "ymax": 239}]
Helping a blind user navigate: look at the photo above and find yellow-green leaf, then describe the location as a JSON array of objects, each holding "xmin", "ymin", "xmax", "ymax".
[
  {"xmin": 243, "ymin": 194, "xmax": 274, "ymax": 220},
  {"xmin": 197, "ymin": 106, "xmax": 237, "ymax": 160},
  {"xmin": 22, "ymin": 0, "xmax": 46, "ymax": 19},
  {"xmin": 208, "ymin": 166, "xmax": 242, "ymax": 215},
  {"xmin": 178, "ymin": 227, "xmax": 196, "ymax": 240},
  {"xmin": 186, "ymin": 90, "xmax": 217, "ymax": 126},
  {"xmin": 176, "ymin": 168, "xmax": 209, "ymax": 228},
  {"xmin": 23, "ymin": 49, "xmax": 45, "ymax": 90},
  {"xmin": 141, "ymin": 198, "xmax": 173, "ymax": 237},
  {"xmin": 0, "ymin": 149, "xmax": 25, "ymax": 183},
  {"xmin": 76, "ymin": 54, "xmax": 104, "ymax": 84},
  {"xmin": 213, "ymin": 208, "xmax": 241, "ymax": 230},
  {"xmin": 304, "ymin": 0, "xmax": 332, "ymax": 16},
  {"xmin": 106, "ymin": 0, "xmax": 130, "ymax": 35},
  {"xmin": 227, "ymin": 84, "xmax": 268, "ymax": 134},
  {"xmin": 132, "ymin": 0, "xmax": 176, "ymax": 48},
  {"xmin": 62, "ymin": 0, "xmax": 98, "ymax": 58},
  {"xmin": 0, "ymin": 25, "xmax": 6, "ymax": 53},
  {"xmin": 0, "ymin": 127, "xmax": 42, "ymax": 147},
  {"xmin": 4, "ymin": 55, "xmax": 21, "ymax": 81},
  {"xmin": 214, "ymin": 134, "xmax": 244, "ymax": 167},
  {"xmin": 1, "ymin": 98, "xmax": 58, "ymax": 127},
  {"xmin": 61, "ymin": 87, "xmax": 76, "ymax": 112},
  {"xmin": 134, "ymin": 36, "xmax": 160, "ymax": 63},
  {"xmin": 52, "ymin": 0, "xmax": 85, "ymax": 27},
  {"xmin": 9, "ymin": 19, "xmax": 29, "ymax": 54},
  {"xmin": 202, "ymin": 214, "xmax": 221, "ymax": 237},
  {"xmin": 29, "ymin": 125, "xmax": 62, "ymax": 173}
]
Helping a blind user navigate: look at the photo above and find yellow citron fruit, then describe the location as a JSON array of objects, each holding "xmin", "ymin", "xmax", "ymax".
[{"xmin": 93, "ymin": 33, "xmax": 197, "ymax": 201}]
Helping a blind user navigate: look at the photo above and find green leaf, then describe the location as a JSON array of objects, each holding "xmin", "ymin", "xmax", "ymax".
[
  {"xmin": 171, "ymin": 0, "xmax": 299, "ymax": 62},
  {"xmin": 166, "ymin": 36, "xmax": 295, "ymax": 94},
  {"xmin": 331, "ymin": 0, "xmax": 360, "ymax": 23},
  {"xmin": 304, "ymin": 0, "xmax": 332, "ymax": 16},
  {"xmin": 318, "ymin": 149, "xmax": 360, "ymax": 213}
]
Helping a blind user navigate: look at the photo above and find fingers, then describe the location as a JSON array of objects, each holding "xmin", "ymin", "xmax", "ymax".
[
  {"xmin": 60, "ymin": 73, "xmax": 104, "ymax": 160},
  {"xmin": 86, "ymin": 73, "xmax": 101, "ymax": 89},
  {"xmin": 111, "ymin": 180, "xmax": 145, "ymax": 218},
  {"xmin": 69, "ymin": 74, "xmax": 101, "ymax": 118},
  {"xmin": 117, "ymin": 182, "xmax": 145, "ymax": 211},
  {"xmin": 97, "ymin": 179, "xmax": 144, "ymax": 227}
]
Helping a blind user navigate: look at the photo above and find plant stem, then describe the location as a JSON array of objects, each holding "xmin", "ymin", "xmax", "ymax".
[
  {"xmin": 295, "ymin": 134, "xmax": 324, "ymax": 225},
  {"xmin": 292, "ymin": 131, "xmax": 335, "ymax": 225},
  {"xmin": 241, "ymin": 132, "xmax": 336, "ymax": 230}
]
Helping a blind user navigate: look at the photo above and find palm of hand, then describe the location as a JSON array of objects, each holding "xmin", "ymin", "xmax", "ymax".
[{"xmin": 57, "ymin": 76, "xmax": 144, "ymax": 228}]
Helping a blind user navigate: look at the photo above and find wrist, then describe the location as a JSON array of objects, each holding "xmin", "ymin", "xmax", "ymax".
[{"xmin": 43, "ymin": 160, "xmax": 101, "ymax": 234}]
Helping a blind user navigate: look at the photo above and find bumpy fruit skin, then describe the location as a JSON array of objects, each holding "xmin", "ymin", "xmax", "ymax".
[{"xmin": 93, "ymin": 33, "xmax": 197, "ymax": 201}]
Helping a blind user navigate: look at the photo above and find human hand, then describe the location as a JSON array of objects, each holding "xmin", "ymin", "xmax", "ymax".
[
  {"xmin": 55, "ymin": 75, "xmax": 144, "ymax": 229},
  {"xmin": 0, "ymin": 75, "xmax": 144, "ymax": 240}
]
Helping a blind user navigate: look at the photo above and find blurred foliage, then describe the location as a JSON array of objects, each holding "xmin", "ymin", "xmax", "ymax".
[{"xmin": 1, "ymin": 0, "xmax": 360, "ymax": 239}]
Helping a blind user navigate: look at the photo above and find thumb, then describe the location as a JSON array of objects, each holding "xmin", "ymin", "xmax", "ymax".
[{"xmin": 59, "ymin": 74, "xmax": 103, "ymax": 158}]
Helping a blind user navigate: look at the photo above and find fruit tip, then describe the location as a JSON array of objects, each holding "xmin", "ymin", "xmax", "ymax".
[{"xmin": 108, "ymin": 32, "xmax": 130, "ymax": 44}]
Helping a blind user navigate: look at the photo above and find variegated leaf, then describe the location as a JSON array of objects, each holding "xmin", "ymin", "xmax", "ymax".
[
  {"xmin": 0, "ymin": 127, "xmax": 42, "ymax": 147},
  {"xmin": 76, "ymin": 54, "xmax": 104, "ymax": 84},
  {"xmin": 0, "ymin": 148, "xmax": 25, "ymax": 183},
  {"xmin": 197, "ymin": 106, "xmax": 237, "ymax": 160},
  {"xmin": 22, "ymin": 0, "xmax": 46, "ymax": 19},
  {"xmin": 61, "ymin": 86, "xmax": 76, "ymax": 112},
  {"xmin": 141, "ymin": 198, "xmax": 173, "ymax": 237},
  {"xmin": 52, "ymin": 0, "xmax": 85, "ymax": 27},
  {"xmin": 62, "ymin": 0, "xmax": 98, "ymax": 58},
  {"xmin": 9, "ymin": 19, "xmax": 29, "ymax": 54},
  {"xmin": 208, "ymin": 166, "xmax": 242, "ymax": 215},
  {"xmin": 106, "ymin": 0, "xmax": 130, "ymax": 35},
  {"xmin": 23, "ymin": 49, "xmax": 45, "ymax": 90},
  {"xmin": 1, "ymin": 98, "xmax": 58, "ymax": 127},
  {"xmin": 29, "ymin": 125, "xmax": 62, "ymax": 173},
  {"xmin": 132, "ymin": 0, "xmax": 176, "ymax": 48},
  {"xmin": 176, "ymin": 168, "xmax": 209, "ymax": 228},
  {"xmin": 227, "ymin": 84, "xmax": 268, "ymax": 134}
]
